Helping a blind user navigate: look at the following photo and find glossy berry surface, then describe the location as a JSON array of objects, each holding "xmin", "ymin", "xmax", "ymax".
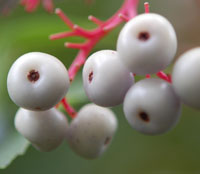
[
  {"xmin": 7, "ymin": 52, "xmax": 70, "ymax": 111},
  {"xmin": 172, "ymin": 47, "xmax": 200, "ymax": 109},
  {"xmin": 15, "ymin": 108, "xmax": 68, "ymax": 152},
  {"xmin": 117, "ymin": 13, "xmax": 177, "ymax": 75},
  {"xmin": 67, "ymin": 103, "xmax": 118, "ymax": 159},
  {"xmin": 123, "ymin": 78, "xmax": 181, "ymax": 135},
  {"xmin": 82, "ymin": 50, "xmax": 134, "ymax": 107}
]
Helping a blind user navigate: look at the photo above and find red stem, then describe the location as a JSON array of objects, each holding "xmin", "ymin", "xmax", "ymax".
[
  {"xmin": 61, "ymin": 98, "xmax": 77, "ymax": 118},
  {"xmin": 55, "ymin": 8, "xmax": 74, "ymax": 29},
  {"xmin": 88, "ymin": 15, "xmax": 104, "ymax": 26},
  {"xmin": 51, "ymin": 0, "xmax": 139, "ymax": 118},
  {"xmin": 144, "ymin": 2, "xmax": 150, "ymax": 13},
  {"xmin": 156, "ymin": 71, "xmax": 171, "ymax": 83},
  {"xmin": 146, "ymin": 74, "xmax": 151, "ymax": 78}
]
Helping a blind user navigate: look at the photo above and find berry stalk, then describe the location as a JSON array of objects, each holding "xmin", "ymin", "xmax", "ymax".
[
  {"xmin": 156, "ymin": 71, "xmax": 171, "ymax": 83},
  {"xmin": 144, "ymin": 2, "xmax": 149, "ymax": 13},
  {"xmin": 50, "ymin": 0, "xmax": 139, "ymax": 118},
  {"xmin": 61, "ymin": 98, "xmax": 77, "ymax": 118},
  {"xmin": 143, "ymin": 2, "xmax": 172, "ymax": 83}
]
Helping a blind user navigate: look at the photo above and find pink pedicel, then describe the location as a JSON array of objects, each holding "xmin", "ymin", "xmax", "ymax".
[
  {"xmin": 50, "ymin": 1, "xmax": 171, "ymax": 118},
  {"xmin": 144, "ymin": 2, "xmax": 149, "ymax": 13},
  {"xmin": 50, "ymin": 0, "xmax": 138, "ymax": 82},
  {"xmin": 144, "ymin": 3, "xmax": 171, "ymax": 83},
  {"xmin": 146, "ymin": 74, "xmax": 151, "ymax": 78},
  {"xmin": 50, "ymin": 0, "xmax": 139, "ymax": 118},
  {"xmin": 61, "ymin": 98, "xmax": 77, "ymax": 119},
  {"xmin": 156, "ymin": 71, "xmax": 171, "ymax": 83}
]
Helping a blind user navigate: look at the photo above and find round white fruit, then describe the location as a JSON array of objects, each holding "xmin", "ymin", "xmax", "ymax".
[
  {"xmin": 67, "ymin": 103, "xmax": 118, "ymax": 159},
  {"xmin": 15, "ymin": 108, "xmax": 68, "ymax": 152},
  {"xmin": 172, "ymin": 47, "xmax": 200, "ymax": 109},
  {"xmin": 83, "ymin": 50, "xmax": 134, "ymax": 107},
  {"xmin": 7, "ymin": 52, "xmax": 70, "ymax": 111},
  {"xmin": 117, "ymin": 13, "xmax": 177, "ymax": 75},
  {"xmin": 123, "ymin": 78, "xmax": 181, "ymax": 135}
]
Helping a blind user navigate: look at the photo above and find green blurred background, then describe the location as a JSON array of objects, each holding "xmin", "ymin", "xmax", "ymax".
[{"xmin": 1, "ymin": 0, "xmax": 200, "ymax": 173}]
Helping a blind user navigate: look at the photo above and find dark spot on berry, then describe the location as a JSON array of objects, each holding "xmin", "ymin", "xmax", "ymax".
[
  {"xmin": 138, "ymin": 32, "xmax": 150, "ymax": 41},
  {"xmin": 138, "ymin": 111, "xmax": 150, "ymax": 122},
  {"xmin": 104, "ymin": 137, "xmax": 111, "ymax": 145},
  {"xmin": 88, "ymin": 71, "xmax": 93, "ymax": 83},
  {"xmin": 27, "ymin": 70, "xmax": 40, "ymax": 82}
]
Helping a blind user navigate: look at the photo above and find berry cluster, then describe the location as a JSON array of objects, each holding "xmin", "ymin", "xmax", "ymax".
[
  {"xmin": 82, "ymin": 11, "xmax": 182, "ymax": 136},
  {"xmin": 7, "ymin": 52, "xmax": 118, "ymax": 158},
  {"xmin": 7, "ymin": 52, "xmax": 70, "ymax": 151},
  {"xmin": 6, "ymin": 1, "xmax": 200, "ymax": 160}
]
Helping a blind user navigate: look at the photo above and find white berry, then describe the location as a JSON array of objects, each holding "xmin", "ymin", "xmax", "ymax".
[
  {"xmin": 123, "ymin": 78, "xmax": 181, "ymax": 135},
  {"xmin": 67, "ymin": 103, "xmax": 118, "ymax": 159},
  {"xmin": 172, "ymin": 47, "xmax": 200, "ymax": 109},
  {"xmin": 7, "ymin": 52, "xmax": 70, "ymax": 111},
  {"xmin": 15, "ymin": 108, "xmax": 68, "ymax": 152},
  {"xmin": 117, "ymin": 13, "xmax": 177, "ymax": 75},
  {"xmin": 82, "ymin": 50, "xmax": 134, "ymax": 107}
]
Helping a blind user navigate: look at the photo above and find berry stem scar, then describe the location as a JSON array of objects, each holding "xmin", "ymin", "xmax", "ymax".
[{"xmin": 27, "ymin": 70, "xmax": 40, "ymax": 82}]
